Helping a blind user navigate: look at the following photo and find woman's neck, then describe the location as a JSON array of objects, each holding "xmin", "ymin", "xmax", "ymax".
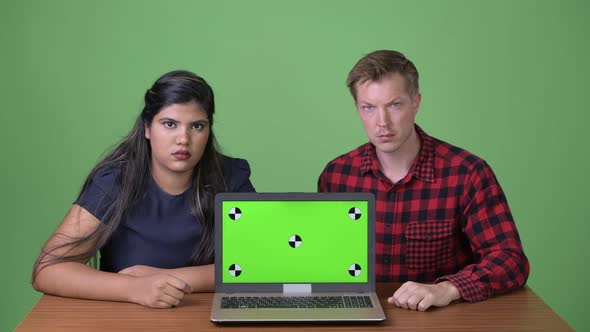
[{"xmin": 150, "ymin": 165, "xmax": 193, "ymax": 195}]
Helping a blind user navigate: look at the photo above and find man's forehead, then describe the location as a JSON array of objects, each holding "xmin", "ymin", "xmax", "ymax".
[{"xmin": 356, "ymin": 76, "xmax": 410, "ymax": 103}]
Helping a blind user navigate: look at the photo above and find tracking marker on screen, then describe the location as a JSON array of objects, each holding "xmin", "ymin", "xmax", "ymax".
[
  {"xmin": 229, "ymin": 264, "xmax": 242, "ymax": 277},
  {"xmin": 288, "ymin": 235, "xmax": 302, "ymax": 248},
  {"xmin": 229, "ymin": 207, "xmax": 242, "ymax": 220},
  {"xmin": 348, "ymin": 264, "xmax": 362, "ymax": 277},
  {"xmin": 348, "ymin": 207, "xmax": 362, "ymax": 220}
]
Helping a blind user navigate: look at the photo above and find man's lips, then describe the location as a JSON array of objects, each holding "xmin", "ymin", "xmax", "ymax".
[{"xmin": 377, "ymin": 133, "xmax": 395, "ymax": 141}]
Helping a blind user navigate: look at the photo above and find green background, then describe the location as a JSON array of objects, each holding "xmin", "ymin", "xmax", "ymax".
[
  {"xmin": 222, "ymin": 201, "xmax": 368, "ymax": 283},
  {"xmin": 1, "ymin": 0, "xmax": 588, "ymax": 330}
]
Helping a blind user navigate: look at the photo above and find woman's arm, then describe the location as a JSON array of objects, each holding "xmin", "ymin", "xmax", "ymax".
[
  {"xmin": 33, "ymin": 205, "xmax": 192, "ymax": 308},
  {"xmin": 119, "ymin": 264, "xmax": 214, "ymax": 293}
]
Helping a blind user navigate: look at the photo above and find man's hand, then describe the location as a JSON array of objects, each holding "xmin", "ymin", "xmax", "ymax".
[
  {"xmin": 388, "ymin": 281, "xmax": 461, "ymax": 311},
  {"xmin": 118, "ymin": 265, "xmax": 162, "ymax": 277},
  {"xmin": 126, "ymin": 273, "xmax": 192, "ymax": 308}
]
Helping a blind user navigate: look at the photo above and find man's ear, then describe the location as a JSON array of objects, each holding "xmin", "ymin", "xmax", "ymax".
[
  {"xmin": 412, "ymin": 93, "xmax": 422, "ymax": 114},
  {"xmin": 144, "ymin": 123, "xmax": 151, "ymax": 139}
]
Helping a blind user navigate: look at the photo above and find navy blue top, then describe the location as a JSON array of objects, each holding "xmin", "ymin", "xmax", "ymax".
[{"xmin": 75, "ymin": 156, "xmax": 255, "ymax": 272}]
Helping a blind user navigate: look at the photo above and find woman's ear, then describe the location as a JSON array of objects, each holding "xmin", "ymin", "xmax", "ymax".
[{"xmin": 144, "ymin": 122, "xmax": 151, "ymax": 139}]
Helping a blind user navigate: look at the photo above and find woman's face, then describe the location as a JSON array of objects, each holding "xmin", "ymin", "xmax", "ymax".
[{"xmin": 144, "ymin": 101, "xmax": 210, "ymax": 180}]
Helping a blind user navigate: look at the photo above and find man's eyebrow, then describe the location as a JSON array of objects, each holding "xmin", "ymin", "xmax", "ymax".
[{"xmin": 385, "ymin": 96, "xmax": 404, "ymax": 104}]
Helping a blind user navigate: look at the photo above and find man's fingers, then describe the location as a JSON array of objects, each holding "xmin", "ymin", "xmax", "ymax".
[
  {"xmin": 392, "ymin": 282, "xmax": 411, "ymax": 307},
  {"xmin": 418, "ymin": 297, "xmax": 431, "ymax": 311},
  {"xmin": 392, "ymin": 282, "xmax": 409, "ymax": 299},
  {"xmin": 406, "ymin": 294, "xmax": 423, "ymax": 310},
  {"xmin": 395, "ymin": 284, "xmax": 416, "ymax": 309},
  {"xmin": 396, "ymin": 291, "xmax": 412, "ymax": 309},
  {"xmin": 390, "ymin": 282, "xmax": 457, "ymax": 311}
]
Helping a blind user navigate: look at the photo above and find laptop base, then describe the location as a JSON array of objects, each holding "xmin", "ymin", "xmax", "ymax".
[{"xmin": 211, "ymin": 292, "xmax": 386, "ymax": 323}]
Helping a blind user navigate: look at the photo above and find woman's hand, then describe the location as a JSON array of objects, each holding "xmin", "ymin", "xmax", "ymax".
[
  {"xmin": 119, "ymin": 264, "xmax": 214, "ymax": 295},
  {"xmin": 126, "ymin": 273, "xmax": 192, "ymax": 308}
]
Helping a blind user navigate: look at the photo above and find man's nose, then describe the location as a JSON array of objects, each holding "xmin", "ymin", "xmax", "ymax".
[{"xmin": 377, "ymin": 108, "xmax": 391, "ymax": 127}]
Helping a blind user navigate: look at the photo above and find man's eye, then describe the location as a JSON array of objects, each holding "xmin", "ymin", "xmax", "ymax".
[
  {"xmin": 388, "ymin": 102, "xmax": 402, "ymax": 111},
  {"xmin": 362, "ymin": 105, "xmax": 374, "ymax": 112}
]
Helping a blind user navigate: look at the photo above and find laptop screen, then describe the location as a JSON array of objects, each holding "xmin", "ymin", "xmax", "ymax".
[{"xmin": 220, "ymin": 198, "xmax": 369, "ymax": 284}]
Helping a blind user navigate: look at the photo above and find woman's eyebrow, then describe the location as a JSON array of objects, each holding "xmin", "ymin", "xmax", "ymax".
[{"xmin": 158, "ymin": 117, "xmax": 177, "ymax": 122}]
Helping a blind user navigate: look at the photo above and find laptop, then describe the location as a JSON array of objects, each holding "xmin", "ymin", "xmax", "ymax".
[{"xmin": 210, "ymin": 192, "xmax": 386, "ymax": 323}]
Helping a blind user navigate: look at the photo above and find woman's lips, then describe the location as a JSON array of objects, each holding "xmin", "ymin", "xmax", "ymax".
[{"xmin": 173, "ymin": 151, "xmax": 191, "ymax": 160}]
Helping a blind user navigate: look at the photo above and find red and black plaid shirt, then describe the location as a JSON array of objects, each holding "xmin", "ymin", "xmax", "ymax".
[{"xmin": 318, "ymin": 125, "xmax": 529, "ymax": 302}]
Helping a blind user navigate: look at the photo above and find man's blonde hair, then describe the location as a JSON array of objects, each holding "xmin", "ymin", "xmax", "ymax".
[{"xmin": 347, "ymin": 50, "xmax": 419, "ymax": 100}]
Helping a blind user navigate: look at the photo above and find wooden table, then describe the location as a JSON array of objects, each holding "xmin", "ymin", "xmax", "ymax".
[{"xmin": 16, "ymin": 283, "xmax": 572, "ymax": 331}]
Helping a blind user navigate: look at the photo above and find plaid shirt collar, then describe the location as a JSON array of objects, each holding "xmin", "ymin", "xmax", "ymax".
[{"xmin": 360, "ymin": 124, "xmax": 435, "ymax": 183}]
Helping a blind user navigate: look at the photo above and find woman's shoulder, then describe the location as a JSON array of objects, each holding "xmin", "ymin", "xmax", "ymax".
[
  {"xmin": 220, "ymin": 155, "xmax": 255, "ymax": 192},
  {"xmin": 84, "ymin": 164, "xmax": 123, "ymax": 200},
  {"xmin": 221, "ymin": 155, "xmax": 250, "ymax": 172},
  {"xmin": 74, "ymin": 164, "xmax": 123, "ymax": 221}
]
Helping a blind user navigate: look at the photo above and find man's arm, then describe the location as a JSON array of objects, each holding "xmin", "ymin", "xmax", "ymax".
[
  {"xmin": 435, "ymin": 160, "xmax": 530, "ymax": 302},
  {"xmin": 391, "ymin": 160, "xmax": 529, "ymax": 310},
  {"xmin": 317, "ymin": 165, "xmax": 330, "ymax": 192}
]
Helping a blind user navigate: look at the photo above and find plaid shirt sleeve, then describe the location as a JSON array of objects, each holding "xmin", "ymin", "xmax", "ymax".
[{"xmin": 434, "ymin": 160, "xmax": 529, "ymax": 302}]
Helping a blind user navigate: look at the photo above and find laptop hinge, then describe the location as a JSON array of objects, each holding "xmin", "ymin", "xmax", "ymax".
[{"xmin": 283, "ymin": 284, "xmax": 311, "ymax": 294}]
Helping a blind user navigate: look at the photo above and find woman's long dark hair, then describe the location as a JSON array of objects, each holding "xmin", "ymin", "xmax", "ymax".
[{"xmin": 33, "ymin": 70, "xmax": 226, "ymax": 280}]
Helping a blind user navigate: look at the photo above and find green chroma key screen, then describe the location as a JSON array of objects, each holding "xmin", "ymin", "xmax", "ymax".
[{"xmin": 222, "ymin": 200, "xmax": 368, "ymax": 283}]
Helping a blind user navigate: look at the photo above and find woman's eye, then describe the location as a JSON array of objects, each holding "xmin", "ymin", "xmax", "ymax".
[
  {"xmin": 163, "ymin": 121, "xmax": 176, "ymax": 128},
  {"xmin": 193, "ymin": 123, "xmax": 203, "ymax": 130}
]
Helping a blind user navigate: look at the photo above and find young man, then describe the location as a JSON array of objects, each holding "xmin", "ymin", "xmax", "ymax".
[{"xmin": 318, "ymin": 50, "xmax": 529, "ymax": 311}]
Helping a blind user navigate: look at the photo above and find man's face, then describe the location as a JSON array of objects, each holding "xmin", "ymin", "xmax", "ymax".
[{"xmin": 355, "ymin": 73, "xmax": 421, "ymax": 156}]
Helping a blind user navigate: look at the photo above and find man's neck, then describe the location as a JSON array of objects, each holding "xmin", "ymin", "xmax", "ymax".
[{"xmin": 376, "ymin": 129, "xmax": 421, "ymax": 184}]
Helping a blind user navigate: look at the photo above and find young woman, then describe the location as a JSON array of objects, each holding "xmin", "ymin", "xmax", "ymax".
[{"xmin": 32, "ymin": 70, "xmax": 255, "ymax": 308}]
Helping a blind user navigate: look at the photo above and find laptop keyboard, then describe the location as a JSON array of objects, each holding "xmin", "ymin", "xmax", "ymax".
[{"xmin": 221, "ymin": 296, "xmax": 373, "ymax": 309}]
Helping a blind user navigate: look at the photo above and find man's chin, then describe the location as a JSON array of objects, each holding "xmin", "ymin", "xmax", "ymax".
[{"xmin": 372, "ymin": 141, "xmax": 400, "ymax": 154}]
